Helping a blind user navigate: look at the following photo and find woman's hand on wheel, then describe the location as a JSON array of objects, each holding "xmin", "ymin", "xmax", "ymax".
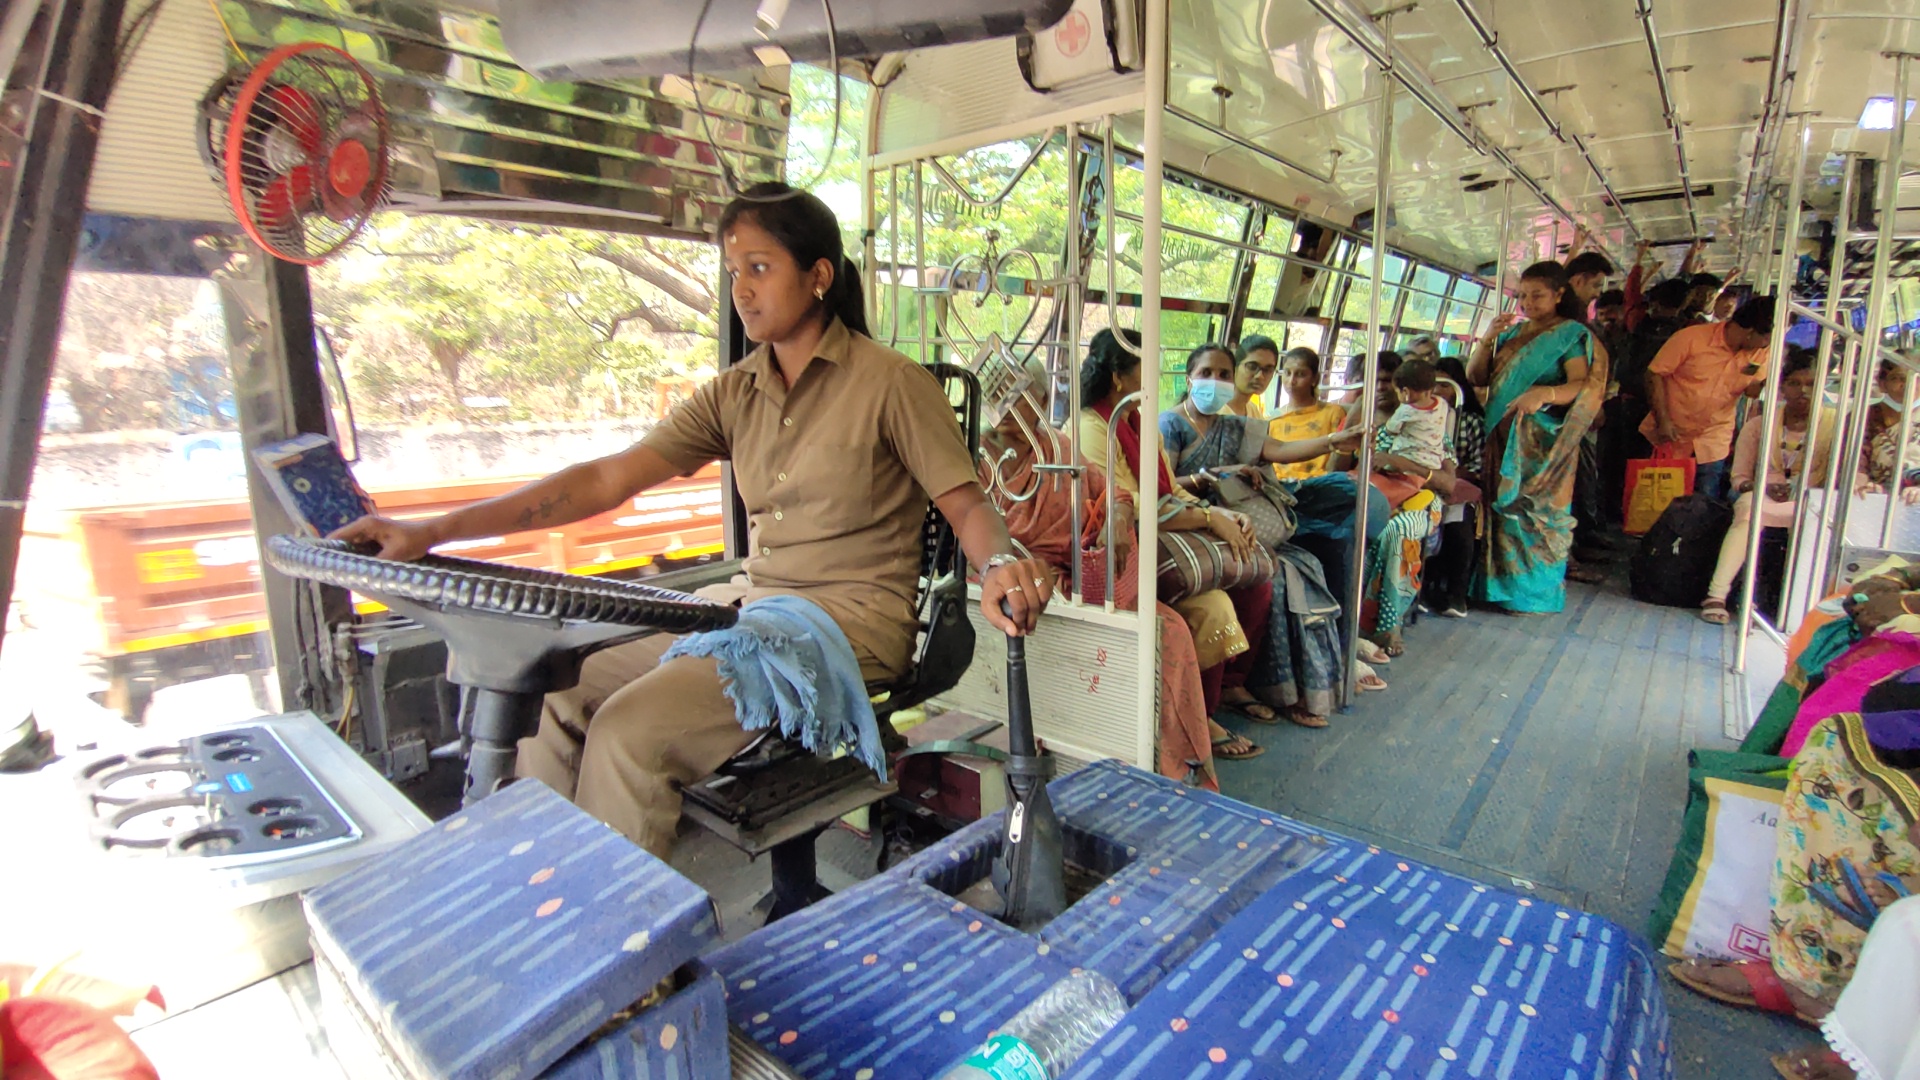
[
  {"xmin": 982, "ymin": 557, "xmax": 1053, "ymax": 637},
  {"xmin": 329, "ymin": 514, "xmax": 440, "ymax": 561}
]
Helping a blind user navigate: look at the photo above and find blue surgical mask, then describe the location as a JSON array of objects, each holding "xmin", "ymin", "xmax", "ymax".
[{"xmin": 1189, "ymin": 377, "xmax": 1236, "ymax": 415}]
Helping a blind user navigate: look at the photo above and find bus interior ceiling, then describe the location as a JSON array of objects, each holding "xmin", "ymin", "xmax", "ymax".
[{"xmin": 6, "ymin": 0, "xmax": 1920, "ymax": 1077}]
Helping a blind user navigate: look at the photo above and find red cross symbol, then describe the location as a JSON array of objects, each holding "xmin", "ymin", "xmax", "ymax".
[{"xmin": 1056, "ymin": 10, "xmax": 1091, "ymax": 59}]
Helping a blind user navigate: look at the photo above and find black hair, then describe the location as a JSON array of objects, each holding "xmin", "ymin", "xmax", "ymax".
[
  {"xmin": 717, "ymin": 181, "xmax": 869, "ymax": 337},
  {"xmin": 1236, "ymin": 334, "xmax": 1281, "ymax": 362},
  {"xmin": 1690, "ymin": 272, "xmax": 1724, "ymax": 292},
  {"xmin": 1565, "ymin": 251, "xmax": 1616, "ymax": 279},
  {"xmin": 1520, "ymin": 260, "xmax": 1586, "ymax": 321},
  {"xmin": 1647, "ymin": 278, "xmax": 1692, "ymax": 310},
  {"xmin": 1433, "ymin": 354, "xmax": 1484, "ymax": 418},
  {"xmin": 1282, "ymin": 346, "xmax": 1321, "ymax": 380},
  {"xmin": 1082, "ymin": 327, "xmax": 1143, "ymax": 404},
  {"xmin": 1186, "ymin": 342, "xmax": 1234, "ymax": 373},
  {"xmin": 1597, "ymin": 288, "xmax": 1626, "ymax": 309},
  {"xmin": 1783, "ymin": 346, "xmax": 1815, "ymax": 379},
  {"xmin": 1393, "ymin": 358, "xmax": 1438, "ymax": 393},
  {"xmin": 1374, "ymin": 350, "xmax": 1403, "ymax": 378},
  {"xmin": 1730, "ymin": 295, "xmax": 1776, "ymax": 334}
]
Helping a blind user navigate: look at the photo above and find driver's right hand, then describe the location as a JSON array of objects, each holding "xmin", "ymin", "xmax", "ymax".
[{"xmin": 329, "ymin": 514, "xmax": 439, "ymax": 561}]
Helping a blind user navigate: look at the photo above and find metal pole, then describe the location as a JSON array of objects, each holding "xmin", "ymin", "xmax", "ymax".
[
  {"xmin": 1733, "ymin": 120, "xmax": 1808, "ymax": 674},
  {"xmin": 1864, "ymin": 53, "xmax": 1911, "ymax": 547},
  {"xmin": 1135, "ymin": 0, "xmax": 1167, "ymax": 771},
  {"xmin": 1827, "ymin": 337, "xmax": 1874, "ymax": 594},
  {"xmin": 1781, "ymin": 153, "xmax": 1857, "ymax": 627},
  {"xmin": 1345, "ymin": 22, "xmax": 1393, "ymax": 705},
  {"xmin": 1495, "ymin": 181, "xmax": 1513, "ymax": 315},
  {"xmin": 1064, "ymin": 123, "xmax": 1086, "ymax": 604}
]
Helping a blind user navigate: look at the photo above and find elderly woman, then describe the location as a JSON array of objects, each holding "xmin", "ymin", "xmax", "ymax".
[{"xmin": 980, "ymin": 358, "xmax": 1263, "ymax": 771}]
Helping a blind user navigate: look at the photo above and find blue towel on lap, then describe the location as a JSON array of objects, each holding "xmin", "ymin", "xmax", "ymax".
[{"xmin": 661, "ymin": 594, "xmax": 885, "ymax": 780}]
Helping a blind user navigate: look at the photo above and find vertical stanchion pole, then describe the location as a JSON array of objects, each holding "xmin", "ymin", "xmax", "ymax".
[
  {"xmin": 1785, "ymin": 155, "xmax": 1857, "ymax": 627},
  {"xmin": 1733, "ymin": 120, "xmax": 1808, "ymax": 674},
  {"xmin": 1495, "ymin": 181, "xmax": 1513, "ymax": 315},
  {"xmin": 1828, "ymin": 337, "xmax": 1874, "ymax": 594},
  {"xmin": 1064, "ymin": 123, "xmax": 1085, "ymax": 604},
  {"xmin": 1135, "ymin": 0, "xmax": 1168, "ymax": 770},
  {"xmin": 1344, "ymin": 20, "xmax": 1394, "ymax": 705},
  {"xmin": 1864, "ymin": 53, "xmax": 1910, "ymax": 547}
]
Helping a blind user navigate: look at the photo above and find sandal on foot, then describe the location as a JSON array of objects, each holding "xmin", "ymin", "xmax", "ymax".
[
  {"xmin": 1567, "ymin": 563, "xmax": 1607, "ymax": 584},
  {"xmin": 1211, "ymin": 733, "xmax": 1265, "ymax": 760},
  {"xmin": 1358, "ymin": 672, "xmax": 1388, "ymax": 692},
  {"xmin": 1700, "ymin": 598, "xmax": 1731, "ymax": 625},
  {"xmin": 1772, "ymin": 1048, "xmax": 1855, "ymax": 1079},
  {"xmin": 1223, "ymin": 692, "xmax": 1281, "ymax": 725},
  {"xmin": 1286, "ymin": 708, "xmax": 1330, "ymax": 729},
  {"xmin": 1356, "ymin": 639, "xmax": 1392, "ymax": 665},
  {"xmin": 1668, "ymin": 959, "xmax": 1823, "ymax": 1027}
]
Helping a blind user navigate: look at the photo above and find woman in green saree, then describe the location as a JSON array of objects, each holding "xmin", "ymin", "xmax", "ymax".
[{"xmin": 1466, "ymin": 261, "xmax": 1604, "ymax": 614}]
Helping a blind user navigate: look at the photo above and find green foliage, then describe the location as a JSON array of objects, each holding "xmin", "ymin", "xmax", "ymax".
[{"xmin": 311, "ymin": 214, "xmax": 718, "ymax": 423}]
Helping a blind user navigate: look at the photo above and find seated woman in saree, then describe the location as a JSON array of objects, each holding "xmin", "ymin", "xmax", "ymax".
[
  {"xmin": 1860, "ymin": 359, "xmax": 1920, "ymax": 507},
  {"xmin": 1671, "ymin": 671, "xmax": 1920, "ymax": 1038},
  {"xmin": 1157, "ymin": 342, "xmax": 1376, "ymax": 720},
  {"xmin": 1465, "ymin": 260, "xmax": 1604, "ymax": 615},
  {"xmin": 1266, "ymin": 346, "xmax": 1351, "ymax": 481},
  {"xmin": 979, "ymin": 359, "xmax": 1262, "ymax": 770},
  {"xmin": 1771, "ymin": 894, "xmax": 1920, "ymax": 1080},
  {"xmin": 1076, "ymin": 329, "xmax": 1281, "ymax": 732}
]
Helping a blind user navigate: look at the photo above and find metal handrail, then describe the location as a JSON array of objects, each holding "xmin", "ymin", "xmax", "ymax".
[
  {"xmin": 1102, "ymin": 124, "xmax": 1142, "ymax": 358},
  {"xmin": 1786, "ymin": 301, "xmax": 1920, "ymax": 372}
]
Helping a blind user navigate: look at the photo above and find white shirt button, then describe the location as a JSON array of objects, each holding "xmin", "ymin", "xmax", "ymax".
[
  {"xmin": 783, "ymin": 417, "xmax": 794, "ymax": 427},
  {"xmin": 774, "ymin": 511, "xmax": 784, "ymax": 521},
  {"xmin": 761, "ymin": 546, "xmax": 771, "ymax": 555},
  {"xmin": 777, "ymin": 472, "xmax": 788, "ymax": 482}
]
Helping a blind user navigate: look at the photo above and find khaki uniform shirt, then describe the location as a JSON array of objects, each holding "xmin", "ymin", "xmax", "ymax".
[{"xmin": 642, "ymin": 319, "xmax": 977, "ymax": 679}]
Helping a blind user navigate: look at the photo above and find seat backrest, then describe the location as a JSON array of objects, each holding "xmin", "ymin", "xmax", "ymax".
[{"xmin": 882, "ymin": 363, "xmax": 981, "ymax": 714}]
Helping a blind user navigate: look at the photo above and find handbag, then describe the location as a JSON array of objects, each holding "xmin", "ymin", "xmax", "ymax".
[
  {"xmin": 1156, "ymin": 528, "xmax": 1277, "ymax": 603},
  {"xmin": 1210, "ymin": 473, "xmax": 1297, "ymax": 548}
]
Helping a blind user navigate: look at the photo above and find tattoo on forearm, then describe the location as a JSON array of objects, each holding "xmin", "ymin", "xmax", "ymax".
[{"xmin": 515, "ymin": 492, "xmax": 572, "ymax": 529}]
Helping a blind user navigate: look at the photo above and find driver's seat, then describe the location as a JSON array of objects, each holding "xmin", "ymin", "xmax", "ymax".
[{"xmin": 680, "ymin": 362, "xmax": 981, "ymax": 922}]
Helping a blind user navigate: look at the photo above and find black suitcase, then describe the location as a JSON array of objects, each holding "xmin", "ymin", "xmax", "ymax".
[{"xmin": 1629, "ymin": 493, "xmax": 1734, "ymax": 608}]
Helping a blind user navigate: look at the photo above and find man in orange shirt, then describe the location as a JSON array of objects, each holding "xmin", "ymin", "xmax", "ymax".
[{"xmin": 1641, "ymin": 297, "xmax": 1774, "ymax": 500}]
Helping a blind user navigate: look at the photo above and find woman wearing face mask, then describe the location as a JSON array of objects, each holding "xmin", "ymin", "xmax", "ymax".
[
  {"xmin": 1863, "ymin": 359, "xmax": 1920, "ymax": 507},
  {"xmin": 1161, "ymin": 343, "xmax": 1373, "ymax": 723}
]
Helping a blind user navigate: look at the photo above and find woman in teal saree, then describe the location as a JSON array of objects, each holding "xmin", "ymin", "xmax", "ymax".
[{"xmin": 1467, "ymin": 261, "xmax": 1604, "ymax": 614}]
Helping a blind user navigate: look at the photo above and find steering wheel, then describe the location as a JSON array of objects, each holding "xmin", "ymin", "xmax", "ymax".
[{"xmin": 266, "ymin": 535, "xmax": 738, "ymax": 804}]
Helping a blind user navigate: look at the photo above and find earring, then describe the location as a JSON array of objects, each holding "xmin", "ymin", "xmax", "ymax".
[{"xmin": 814, "ymin": 287, "xmax": 826, "ymax": 300}]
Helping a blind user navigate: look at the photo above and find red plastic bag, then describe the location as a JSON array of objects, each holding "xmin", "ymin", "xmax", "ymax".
[{"xmin": 1624, "ymin": 445, "xmax": 1697, "ymax": 535}]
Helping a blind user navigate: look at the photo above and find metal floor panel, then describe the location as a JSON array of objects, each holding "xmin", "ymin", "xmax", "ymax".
[{"xmin": 1214, "ymin": 574, "xmax": 1815, "ymax": 1080}]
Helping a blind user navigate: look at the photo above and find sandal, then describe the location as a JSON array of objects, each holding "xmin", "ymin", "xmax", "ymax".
[
  {"xmin": 1668, "ymin": 959, "xmax": 1823, "ymax": 1027},
  {"xmin": 1223, "ymin": 691, "xmax": 1280, "ymax": 725},
  {"xmin": 1700, "ymin": 597, "xmax": 1731, "ymax": 625},
  {"xmin": 1357, "ymin": 671, "xmax": 1388, "ymax": 693},
  {"xmin": 1211, "ymin": 733, "xmax": 1265, "ymax": 760},
  {"xmin": 1771, "ymin": 1048, "xmax": 1855, "ymax": 1079},
  {"xmin": 1567, "ymin": 563, "xmax": 1607, "ymax": 585},
  {"xmin": 1286, "ymin": 707, "xmax": 1329, "ymax": 729},
  {"xmin": 1369, "ymin": 633, "xmax": 1406, "ymax": 658},
  {"xmin": 1356, "ymin": 639, "xmax": 1392, "ymax": 665}
]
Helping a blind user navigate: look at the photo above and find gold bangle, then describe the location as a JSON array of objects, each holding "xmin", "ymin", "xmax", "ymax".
[{"xmin": 1902, "ymin": 593, "xmax": 1920, "ymax": 617}]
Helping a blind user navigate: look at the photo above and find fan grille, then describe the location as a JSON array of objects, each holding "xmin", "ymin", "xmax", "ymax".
[{"xmin": 222, "ymin": 43, "xmax": 389, "ymax": 265}]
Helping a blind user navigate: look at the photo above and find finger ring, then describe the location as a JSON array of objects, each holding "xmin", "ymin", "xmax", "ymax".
[
  {"xmin": 1034, "ymin": 578, "xmax": 1046, "ymax": 589},
  {"xmin": 1008, "ymin": 583, "xmax": 1024, "ymax": 593}
]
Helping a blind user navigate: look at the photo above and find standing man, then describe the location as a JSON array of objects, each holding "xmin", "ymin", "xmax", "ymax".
[
  {"xmin": 1605, "ymin": 277, "xmax": 1694, "ymax": 514},
  {"xmin": 1564, "ymin": 248, "xmax": 1617, "ymax": 571},
  {"xmin": 1641, "ymin": 297, "xmax": 1775, "ymax": 501}
]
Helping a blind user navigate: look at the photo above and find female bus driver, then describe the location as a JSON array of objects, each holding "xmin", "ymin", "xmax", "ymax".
[{"xmin": 330, "ymin": 183, "xmax": 1053, "ymax": 858}]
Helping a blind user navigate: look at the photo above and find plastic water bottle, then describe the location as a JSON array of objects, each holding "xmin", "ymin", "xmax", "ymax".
[{"xmin": 937, "ymin": 969, "xmax": 1127, "ymax": 1080}]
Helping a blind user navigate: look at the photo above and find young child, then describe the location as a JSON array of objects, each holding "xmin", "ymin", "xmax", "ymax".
[{"xmin": 1378, "ymin": 359, "xmax": 1452, "ymax": 475}]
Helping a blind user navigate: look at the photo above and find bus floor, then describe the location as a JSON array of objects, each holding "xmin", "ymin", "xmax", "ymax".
[{"xmin": 1210, "ymin": 573, "xmax": 1804, "ymax": 1080}]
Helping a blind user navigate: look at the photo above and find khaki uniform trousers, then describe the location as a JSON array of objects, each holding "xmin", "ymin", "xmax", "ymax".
[{"xmin": 514, "ymin": 581, "xmax": 896, "ymax": 860}]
